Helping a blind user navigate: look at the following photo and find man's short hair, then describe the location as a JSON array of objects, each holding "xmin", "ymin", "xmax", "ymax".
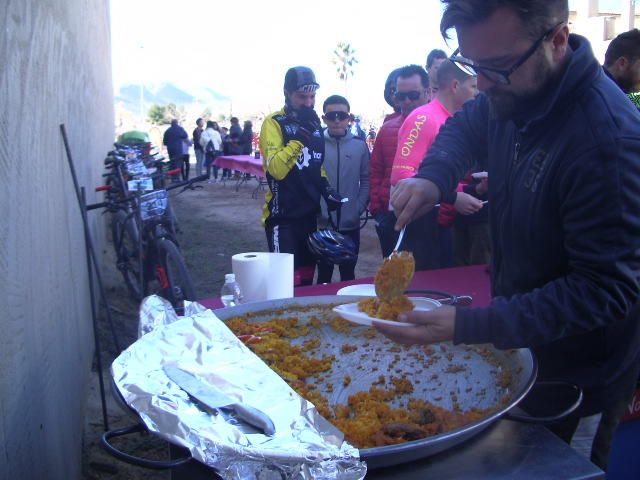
[
  {"xmin": 426, "ymin": 49, "xmax": 447, "ymax": 69},
  {"xmin": 440, "ymin": 0, "xmax": 568, "ymax": 40},
  {"xmin": 323, "ymin": 95, "xmax": 351, "ymax": 112},
  {"xmin": 436, "ymin": 59, "xmax": 475, "ymax": 89},
  {"xmin": 170, "ymin": 119, "xmax": 178, "ymax": 126},
  {"xmin": 605, "ymin": 29, "xmax": 640, "ymax": 67},
  {"xmin": 396, "ymin": 65, "xmax": 430, "ymax": 88},
  {"xmin": 230, "ymin": 117, "xmax": 239, "ymax": 124}
]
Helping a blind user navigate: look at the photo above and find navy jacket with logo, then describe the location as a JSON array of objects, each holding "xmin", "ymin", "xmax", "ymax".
[{"xmin": 417, "ymin": 34, "xmax": 640, "ymax": 411}]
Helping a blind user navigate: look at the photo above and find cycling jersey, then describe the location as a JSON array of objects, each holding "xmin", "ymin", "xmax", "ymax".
[{"xmin": 259, "ymin": 107, "xmax": 326, "ymax": 226}]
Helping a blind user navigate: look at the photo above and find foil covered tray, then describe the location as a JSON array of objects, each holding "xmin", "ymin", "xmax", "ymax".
[{"xmin": 112, "ymin": 296, "xmax": 366, "ymax": 480}]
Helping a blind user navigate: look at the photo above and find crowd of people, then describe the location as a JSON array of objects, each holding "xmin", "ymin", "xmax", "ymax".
[
  {"xmin": 257, "ymin": 0, "xmax": 640, "ymax": 473},
  {"xmin": 162, "ymin": 116, "xmax": 255, "ymax": 183}
]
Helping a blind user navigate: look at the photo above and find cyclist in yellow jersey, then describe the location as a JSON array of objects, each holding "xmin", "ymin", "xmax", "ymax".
[{"xmin": 260, "ymin": 66, "xmax": 343, "ymax": 285}]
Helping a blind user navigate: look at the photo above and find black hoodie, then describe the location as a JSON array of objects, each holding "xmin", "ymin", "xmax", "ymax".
[{"xmin": 418, "ymin": 35, "xmax": 640, "ymax": 413}]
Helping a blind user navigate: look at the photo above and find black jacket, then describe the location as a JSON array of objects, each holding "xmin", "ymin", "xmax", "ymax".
[
  {"xmin": 162, "ymin": 124, "xmax": 188, "ymax": 157},
  {"xmin": 417, "ymin": 35, "xmax": 640, "ymax": 410}
]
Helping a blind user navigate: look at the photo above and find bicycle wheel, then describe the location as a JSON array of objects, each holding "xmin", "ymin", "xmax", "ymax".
[
  {"xmin": 153, "ymin": 238, "xmax": 196, "ymax": 311},
  {"xmin": 111, "ymin": 211, "xmax": 143, "ymax": 300}
]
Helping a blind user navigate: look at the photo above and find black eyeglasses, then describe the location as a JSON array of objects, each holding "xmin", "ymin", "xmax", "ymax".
[
  {"xmin": 394, "ymin": 90, "xmax": 422, "ymax": 101},
  {"xmin": 450, "ymin": 22, "xmax": 564, "ymax": 85},
  {"xmin": 324, "ymin": 111, "xmax": 350, "ymax": 122}
]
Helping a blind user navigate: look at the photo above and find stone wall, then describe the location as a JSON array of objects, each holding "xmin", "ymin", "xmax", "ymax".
[{"xmin": 0, "ymin": 1, "xmax": 114, "ymax": 478}]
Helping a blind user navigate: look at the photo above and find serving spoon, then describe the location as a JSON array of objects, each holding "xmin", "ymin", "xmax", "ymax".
[{"xmin": 374, "ymin": 227, "xmax": 415, "ymax": 301}]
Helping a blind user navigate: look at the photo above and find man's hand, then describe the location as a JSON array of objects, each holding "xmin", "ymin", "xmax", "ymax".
[
  {"xmin": 390, "ymin": 178, "xmax": 440, "ymax": 230},
  {"xmin": 454, "ymin": 192, "xmax": 484, "ymax": 215},
  {"xmin": 291, "ymin": 124, "xmax": 313, "ymax": 145},
  {"xmin": 295, "ymin": 106, "xmax": 322, "ymax": 131},
  {"xmin": 373, "ymin": 305, "xmax": 456, "ymax": 345},
  {"xmin": 324, "ymin": 188, "xmax": 344, "ymax": 212},
  {"xmin": 476, "ymin": 177, "xmax": 489, "ymax": 195}
]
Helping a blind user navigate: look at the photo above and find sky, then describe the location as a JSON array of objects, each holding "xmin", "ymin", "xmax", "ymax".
[
  {"xmin": 110, "ymin": 0, "xmax": 627, "ymax": 122},
  {"xmin": 110, "ymin": 0, "xmax": 453, "ymax": 122}
]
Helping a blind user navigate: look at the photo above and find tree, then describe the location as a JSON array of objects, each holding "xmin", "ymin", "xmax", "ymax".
[
  {"xmin": 332, "ymin": 42, "xmax": 358, "ymax": 93},
  {"xmin": 148, "ymin": 104, "xmax": 168, "ymax": 125},
  {"xmin": 166, "ymin": 103, "xmax": 179, "ymax": 121}
]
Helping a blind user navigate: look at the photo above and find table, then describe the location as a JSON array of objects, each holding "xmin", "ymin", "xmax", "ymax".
[
  {"xmin": 197, "ymin": 265, "xmax": 603, "ymax": 479},
  {"xmin": 200, "ymin": 264, "xmax": 493, "ymax": 311},
  {"xmin": 213, "ymin": 154, "xmax": 267, "ymax": 197}
]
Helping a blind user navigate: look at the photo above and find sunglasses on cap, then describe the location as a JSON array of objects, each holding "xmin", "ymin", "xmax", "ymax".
[
  {"xmin": 394, "ymin": 90, "xmax": 422, "ymax": 101},
  {"xmin": 324, "ymin": 111, "xmax": 350, "ymax": 122}
]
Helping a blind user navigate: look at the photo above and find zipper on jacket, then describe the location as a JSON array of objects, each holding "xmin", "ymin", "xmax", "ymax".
[
  {"xmin": 496, "ymin": 132, "xmax": 521, "ymax": 292},
  {"xmin": 336, "ymin": 138, "xmax": 341, "ymax": 230}
]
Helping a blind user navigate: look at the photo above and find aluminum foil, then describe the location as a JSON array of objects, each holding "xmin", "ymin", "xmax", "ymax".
[
  {"xmin": 114, "ymin": 295, "xmax": 366, "ymax": 479},
  {"xmin": 137, "ymin": 295, "xmax": 207, "ymax": 338}
]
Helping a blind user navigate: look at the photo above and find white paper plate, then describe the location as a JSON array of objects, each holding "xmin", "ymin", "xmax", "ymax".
[
  {"xmin": 333, "ymin": 297, "xmax": 441, "ymax": 328},
  {"xmin": 471, "ymin": 171, "xmax": 488, "ymax": 180},
  {"xmin": 336, "ymin": 284, "xmax": 376, "ymax": 296}
]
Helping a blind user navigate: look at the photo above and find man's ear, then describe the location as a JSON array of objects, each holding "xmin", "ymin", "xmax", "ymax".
[
  {"xmin": 551, "ymin": 24, "xmax": 570, "ymax": 61},
  {"xmin": 615, "ymin": 56, "xmax": 630, "ymax": 72}
]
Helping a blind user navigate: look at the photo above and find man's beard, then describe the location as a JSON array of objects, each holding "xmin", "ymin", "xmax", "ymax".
[
  {"xmin": 616, "ymin": 74, "xmax": 637, "ymax": 94},
  {"xmin": 485, "ymin": 55, "xmax": 556, "ymax": 121}
]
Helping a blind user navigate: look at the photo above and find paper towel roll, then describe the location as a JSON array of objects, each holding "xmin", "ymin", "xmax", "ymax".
[
  {"xmin": 231, "ymin": 252, "xmax": 294, "ymax": 303},
  {"xmin": 266, "ymin": 253, "xmax": 294, "ymax": 300},
  {"xmin": 232, "ymin": 252, "xmax": 270, "ymax": 303}
]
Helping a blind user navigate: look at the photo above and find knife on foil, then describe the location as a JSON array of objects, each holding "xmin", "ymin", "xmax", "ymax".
[{"xmin": 163, "ymin": 365, "xmax": 276, "ymax": 436}]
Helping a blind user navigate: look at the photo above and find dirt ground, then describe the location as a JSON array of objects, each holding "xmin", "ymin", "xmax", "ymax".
[{"xmin": 81, "ymin": 174, "xmax": 382, "ymax": 479}]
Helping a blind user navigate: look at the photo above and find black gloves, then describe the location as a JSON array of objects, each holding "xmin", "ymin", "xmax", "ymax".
[
  {"xmin": 294, "ymin": 106, "xmax": 322, "ymax": 131},
  {"xmin": 288, "ymin": 106, "xmax": 321, "ymax": 146},
  {"xmin": 291, "ymin": 124, "xmax": 314, "ymax": 145},
  {"xmin": 321, "ymin": 177, "xmax": 343, "ymax": 212}
]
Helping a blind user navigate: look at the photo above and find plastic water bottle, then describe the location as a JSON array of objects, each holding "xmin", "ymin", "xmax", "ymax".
[{"xmin": 220, "ymin": 273, "xmax": 243, "ymax": 307}]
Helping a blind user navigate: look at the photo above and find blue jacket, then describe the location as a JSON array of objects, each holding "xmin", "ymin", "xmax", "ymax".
[
  {"xmin": 162, "ymin": 124, "xmax": 188, "ymax": 157},
  {"xmin": 417, "ymin": 35, "xmax": 640, "ymax": 410}
]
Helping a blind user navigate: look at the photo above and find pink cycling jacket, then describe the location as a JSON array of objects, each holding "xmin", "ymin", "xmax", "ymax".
[{"xmin": 390, "ymin": 98, "xmax": 452, "ymax": 186}]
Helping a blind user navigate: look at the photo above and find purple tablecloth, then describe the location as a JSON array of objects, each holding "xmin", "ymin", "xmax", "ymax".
[
  {"xmin": 199, "ymin": 264, "xmax": 491, "ymax": 310},
  {"xmin": 213, "ymin": 155, "xmax": 264, "ymax": 178}
]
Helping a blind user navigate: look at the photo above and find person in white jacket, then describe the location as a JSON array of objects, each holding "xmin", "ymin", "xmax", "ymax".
[{"xmin": 200, "ymin": 121, "xmax": 223, "ymax": 183}]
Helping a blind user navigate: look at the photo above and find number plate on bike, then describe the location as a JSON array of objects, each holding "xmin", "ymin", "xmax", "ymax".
[
  {"xmin": 127, "ymin": 177, "xmax": 154, "ymax": 192},
  {"xmin": 140, "ymin": 190, "xmax": 168, "ymax": 220},
  {"xmin": 126, "ymin": 158, "xmax": 148, "ymax": 177}
]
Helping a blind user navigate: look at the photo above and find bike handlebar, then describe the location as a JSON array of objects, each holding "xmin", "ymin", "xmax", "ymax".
[{"xmin": 86, "ymin": 174, "xmax": 208, "ymax": 211}]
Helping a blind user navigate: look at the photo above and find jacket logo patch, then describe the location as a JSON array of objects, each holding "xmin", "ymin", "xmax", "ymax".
[
  {"xmin": 523, "ymin": 150, "xmax": 548, "ymax": 192},
  {"xmin": 297, "ymin": 148, "xmax": 311, "ymax": 169},
  {"xmin": 284, "ymin": 124, "xmax": 297, "ymax": 136}
]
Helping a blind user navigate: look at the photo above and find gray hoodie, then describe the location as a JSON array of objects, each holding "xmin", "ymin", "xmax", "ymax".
[{"xmin": 321, "ymin": 129, "xmax": 370, "ymax": 231}]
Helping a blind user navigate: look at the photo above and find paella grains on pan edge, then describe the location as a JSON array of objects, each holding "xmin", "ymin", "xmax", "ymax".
[{"xmin": 225, "ymin": 308, "xmax": 508, "ymax": 449}]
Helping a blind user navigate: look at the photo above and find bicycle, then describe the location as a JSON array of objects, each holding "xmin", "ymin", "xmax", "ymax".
[{"xmin": 90, "ymin": 157, "xmax": 207, "ymax": 312}]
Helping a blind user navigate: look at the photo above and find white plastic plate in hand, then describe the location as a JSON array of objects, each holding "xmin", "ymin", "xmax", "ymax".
[{"xmin": 333, "ymin": 297, "xmax": 441, "ymax": 328}]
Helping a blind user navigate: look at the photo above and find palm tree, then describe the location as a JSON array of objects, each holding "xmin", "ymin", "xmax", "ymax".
[{"xmin": 332, "ymin": 42, "xmax": 358, "ymax": 94}]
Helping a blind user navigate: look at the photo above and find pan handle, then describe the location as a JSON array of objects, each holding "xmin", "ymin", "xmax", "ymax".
[
  {"xmin": 101, "ymin": 423, "xmax": 193, "ymax": 470},
  {"xmin": 504, "ymin": 381, "xmax": 583, "ymax": 424},
  {"xmin": 404, "ymin": 289, "xmax": 473, "ymax": 306}
]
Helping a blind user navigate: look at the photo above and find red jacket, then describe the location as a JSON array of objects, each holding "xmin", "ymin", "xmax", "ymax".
[{"xmin": 369, "ymin": 114, "xmax": 405, "ymax": 215}]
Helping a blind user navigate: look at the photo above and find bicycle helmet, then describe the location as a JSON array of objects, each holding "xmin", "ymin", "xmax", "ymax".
[{"xmin": 307, "ymin": 229, "xmax": 357, "ymax": 265}]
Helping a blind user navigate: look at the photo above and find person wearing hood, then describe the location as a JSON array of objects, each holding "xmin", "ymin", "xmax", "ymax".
[
  {"xmin": 317, "ymin": 95, "xmax": 370, "ymax": 283},
  {"xmin": 259, "ymin": 66, "xmax": 343, "ymax": 286}
]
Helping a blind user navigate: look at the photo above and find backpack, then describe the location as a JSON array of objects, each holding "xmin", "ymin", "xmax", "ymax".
[{"xmin": 205, "ymin": 139, "xmax": 215, "ymax": 154}]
